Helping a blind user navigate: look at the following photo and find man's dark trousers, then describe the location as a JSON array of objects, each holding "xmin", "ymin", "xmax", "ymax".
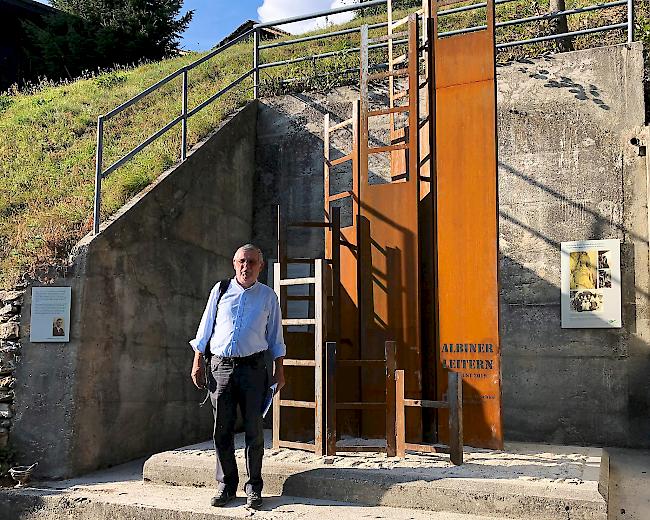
[{"xmin": 208, "ymin": 351, "xmax": 267, "ymax": 495}]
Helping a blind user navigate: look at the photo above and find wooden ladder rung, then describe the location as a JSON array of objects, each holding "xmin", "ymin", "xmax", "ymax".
[
  {"xmin": 404, "ymin": 443, "xmax": 450, "ymax": 454},
  {"xmin": 370, "ymin": 30, "xmax": 408, "ymax": 43},
  {"xmin": 282, "ymin": 318, "xmax": 316, "ymax": 326},
  {"xmin": 278, "ymin": 440, "xmax": 317, "ymax": 452},
  {"xmin": 404, "ymin": 398, "xmax": 449, "ymax": 409},
  {"xmin": 329, "ymin": 118, "xmax": 353, "ymax": 132},
  {"xmin": 368, "ymin": 68, "xmax": 409, "ymax": 81},
  {"xmin": 327, "ymin": 153, "xmax": 353, "ymax": 167},
  {"xmin": 393, "ymin": 53, "xmax": 407, "ymax": 65},
  {"xmin": 368, "ymin": 143, "xmax": 408, "ymax": 155},
  {"xmin": 283, "ymin": 359, "xmax": 316, "ymax": 367},
  {"xmin": 368, "ymin": 106, "xmax": 409, "ymax": 117},
  {"xmin": 328, "ymin": 191, "xmax": 352, "ymax": 202},
  {"xmin": 279, "ymin": 277, "xmax": 316, "ymax": 286},
  {"xmin": 336, "ymin": 402, "xmax": 385, "ymax": 409},
  {"xmin": 336, "ymin": 445, "xmax": 387, "ymax": 453},
  {"xmin": 280, "ymin": 399, "xmax": 316, "ymax": 409}
]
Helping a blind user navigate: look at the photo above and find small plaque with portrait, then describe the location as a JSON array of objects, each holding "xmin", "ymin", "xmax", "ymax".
[
  {"xmin": 561, "ymin": 239, "xmax": 621, "ymax": 328},
  {"xmin": 29, "ymin": 287, "xmax": 72, "ymax": 342}
]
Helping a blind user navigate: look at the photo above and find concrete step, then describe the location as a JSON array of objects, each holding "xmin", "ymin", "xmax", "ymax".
[
  {"xmin": 143, "ymin": 434, "xmax": 607, "ymax": 520},
  {"xmin": 0, "ymin": 477, "xmax": 519, "ymax": 520}
]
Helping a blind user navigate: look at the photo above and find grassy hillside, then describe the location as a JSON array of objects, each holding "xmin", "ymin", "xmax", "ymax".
[{"xmin": 0, "ymin": 0, "xmax": 645, "ymax": 287}]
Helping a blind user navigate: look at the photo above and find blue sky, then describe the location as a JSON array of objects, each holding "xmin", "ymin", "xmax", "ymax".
[{"xmin": 35, "ymin": 1, "xmax": 358, "ymax": 52}]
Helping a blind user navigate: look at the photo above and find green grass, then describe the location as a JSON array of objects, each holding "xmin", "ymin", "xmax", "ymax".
[{"xmin": 0, "ymin": 1, "xmax": 645, "ymax": 288}]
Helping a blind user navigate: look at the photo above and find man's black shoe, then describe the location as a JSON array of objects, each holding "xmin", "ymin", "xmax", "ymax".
[
  {"xmin": 210, "ymin": 488, "xmax": 235, "ymax": 507},
  {"xmin": 246, "ymin": 490, "xmax": 263, "ymax": 510}
]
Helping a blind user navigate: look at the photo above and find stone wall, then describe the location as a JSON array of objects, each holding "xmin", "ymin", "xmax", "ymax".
[
  {"xmin": 11, "ymin": 101, "xmax": 259, "ymax": 478},
  {"xmin": 253, "ymin": 43, "xmax": 650, "ymax": 448},
  {"xmin": 0, "ymin": 289, "xmax": 24, "ymax": 449}
]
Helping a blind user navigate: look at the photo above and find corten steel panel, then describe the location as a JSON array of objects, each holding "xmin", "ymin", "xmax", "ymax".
[
  {"xmin": 325, "ymin": 106, "xmax": 362, "ymax": 438},
  {"xmin": 432, "ymin": 0, "xmax": 503, "ymax": 449},
  {"xmin": 358, "ymin": 16, "xmax": 423, "ymax": 440}
]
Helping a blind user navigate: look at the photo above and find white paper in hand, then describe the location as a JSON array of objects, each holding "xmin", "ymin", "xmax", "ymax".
[{"xmin": 262, "ymin": 383, "xmax": 278, "ymax": 418}]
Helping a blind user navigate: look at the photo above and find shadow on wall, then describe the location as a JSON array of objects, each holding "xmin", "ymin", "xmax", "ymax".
[
  {"xmin": 499, "ymin": 159, "xmax": 650, "ymax": 447},
  {"xmin": 253, "ymin": 93, "xmax": 650, "ymax": 448},
  {"xmin": 498, "ymin": 57, "xmax": 610, "ymax": 110}
]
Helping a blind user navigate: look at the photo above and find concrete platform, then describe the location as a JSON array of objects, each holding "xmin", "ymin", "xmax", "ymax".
[
  {"xmin": 0, "ymin": 460, "xmax": 518, "ymax": 520},
  {"xmin": 143, "ymin": 431, "xmax": 607, "ymax": 520}
]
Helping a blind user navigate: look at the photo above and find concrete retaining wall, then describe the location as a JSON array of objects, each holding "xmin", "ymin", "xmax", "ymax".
[
  {"xmin": 253, "ymin": 43, "xmax": 650, "ymax": 448},
  {"xmin": 12, "ymin": 101, "xmax": 258, "ymax": 478}
]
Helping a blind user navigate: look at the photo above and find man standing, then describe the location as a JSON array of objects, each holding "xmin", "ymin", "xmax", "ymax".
[{"xmin": 190, "ymin": 244, "xmax": 285, "ymax": 510}]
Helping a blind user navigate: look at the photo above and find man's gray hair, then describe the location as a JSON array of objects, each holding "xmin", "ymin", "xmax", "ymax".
[{"xmin": 235, "ymin": 243, "xmax": 264, "ymax": 263}]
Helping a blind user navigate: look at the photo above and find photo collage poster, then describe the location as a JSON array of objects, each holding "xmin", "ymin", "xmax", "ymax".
[{"xmin": 561, "ymin": 239, "xmax": 621, "ymax": 328}]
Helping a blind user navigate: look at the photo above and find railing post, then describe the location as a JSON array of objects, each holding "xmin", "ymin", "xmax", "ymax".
[
  {"xmin": 627, "ymin": 0, "xmax": 634, "ymax": 42},
  {"xmin": 93, "ymin": 116, "xmax": 104, "ymax": 235},
  {"xmin": 181, "ymin": 68, "xmax": 188, "ymax": 161},
  {"xmin": 254, "ymin": 28, "xmax": 260, "ymax": 99}
]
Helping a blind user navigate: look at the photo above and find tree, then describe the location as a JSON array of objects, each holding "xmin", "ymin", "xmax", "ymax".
[
  {"xmin": 51, "ymin": 0, "xmax": 193, "ymax": 59},
  {"xmin": 548, "ymin": 0, "xmax": 574, "ymax": 52},
  {"xmin": 23, "ymin": 1, "xmax": 193, "ymax": 81}
]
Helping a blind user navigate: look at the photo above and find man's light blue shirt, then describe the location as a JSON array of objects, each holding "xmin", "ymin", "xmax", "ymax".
[{"xmin": 189, "ymin": 278, "xmax": 286, "ymax": 360}]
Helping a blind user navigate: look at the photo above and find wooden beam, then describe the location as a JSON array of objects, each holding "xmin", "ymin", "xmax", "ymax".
[
  {"xmin": 314, "ymin": 259, "xmax": 325, "ymax": 456},
  {"xmin": 404, "ymin": 398, "xmax": 449, "ymax": 409},
  {"xmin": 283, "ymin": 359, "xmax": 316, "ymax": 367},
  {"xmin": 280, "ymin": 399, "xmax": 316, "ymax": 409},
  {"xmin": 279, "ymin": 277, "xmax": 317, "ymax": 286},
  {"xmin": 326, "ymin": 341, "xmax": 337, "ymax": 456},
  {"xmin": 396, "ymin": 369, "xmax": 406, "ymax": 457},
  {"xmin": 278, "ymin": 440, "xmax": 316, "ymax": 452},
  {"xmin": 448, "ymin": 371, "xmax": 464, "ymax": 465},
  {"xmin": 329, "ymin": 118, "xmax": 353, "ymax": 132},
  {"xmin": 385, "ymin": 341, "xmax": 397, "ymax": 457},
  {"xmin": 282, "ymin": 318, "xmax": 316, "ymax": 326}
]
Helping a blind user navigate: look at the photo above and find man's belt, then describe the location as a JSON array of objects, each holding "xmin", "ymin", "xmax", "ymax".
[{"xmin": 214, "ymin": 350, "xmax": 266, "ymax": 365}]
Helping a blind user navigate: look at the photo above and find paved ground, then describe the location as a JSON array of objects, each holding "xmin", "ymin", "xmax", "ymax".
[
  {"xmin": 2, "ymin": 441, "xmax": 648, "ymax": 520},
  {"xmin": 607, "ymin": 448, "xmax": 650, "ymax": 520}
]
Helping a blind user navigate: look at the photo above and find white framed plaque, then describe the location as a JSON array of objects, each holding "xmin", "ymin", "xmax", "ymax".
[
  {"xmin": 561, "ymin": 239, "xmax": 621, "ymax": 328},
  {"xmin": 30, "ymin": 287, "xmax": 72, "ymax": 342}
]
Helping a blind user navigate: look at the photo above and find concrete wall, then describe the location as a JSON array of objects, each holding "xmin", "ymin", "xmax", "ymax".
[
  {"xmin": 13, "ymin": 101, "xmax": 258, "ymax": 478},
  {"xmin": 253, "ymin": 43, "xmax": 650, "ymax": 447}
]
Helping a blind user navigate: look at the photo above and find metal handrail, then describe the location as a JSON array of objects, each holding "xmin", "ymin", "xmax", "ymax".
[{"xmin": 93, "ymin": 0, "xmax": 635, "ymax": 234}]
